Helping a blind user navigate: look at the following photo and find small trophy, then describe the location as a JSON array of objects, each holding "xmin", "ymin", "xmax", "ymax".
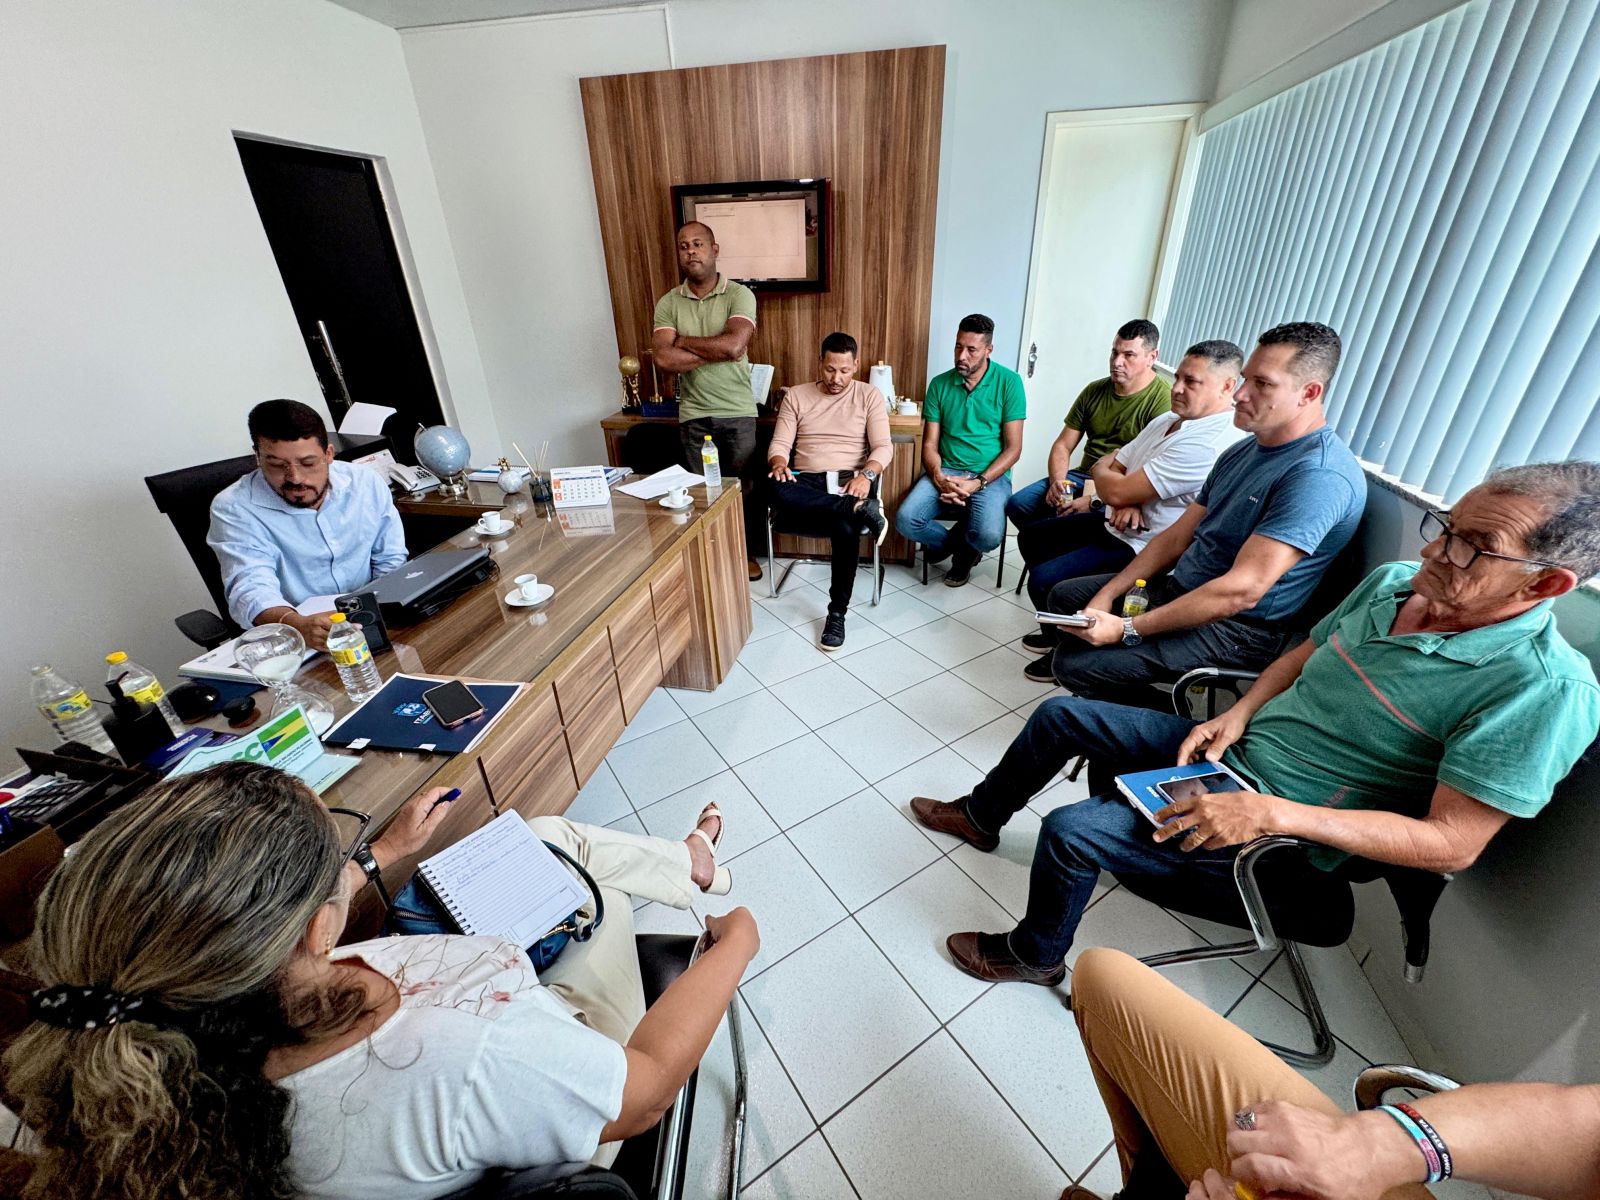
[{"xmin": 619, "ymin": 355, "xmax": 642, "ymax": 409}]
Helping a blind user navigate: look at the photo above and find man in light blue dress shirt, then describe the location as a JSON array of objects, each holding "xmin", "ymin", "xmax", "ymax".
[{"xmin": 208, "ymin": 399, "xmax": 407, "ymax": 649}]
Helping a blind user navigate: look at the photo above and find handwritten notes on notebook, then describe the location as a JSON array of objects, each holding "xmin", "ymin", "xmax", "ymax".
[{"xmin": 415, "ymin": 812, "xmax": 589, "ymax": 950}]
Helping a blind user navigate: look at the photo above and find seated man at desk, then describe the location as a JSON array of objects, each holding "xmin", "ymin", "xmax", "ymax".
[
  {"xmin": 766, "ymin": 331, "xmax": 892, "ymax": 651},
  {"xmin": 208, "ymin": 399, "xmax": 407, "ymax": 650}
]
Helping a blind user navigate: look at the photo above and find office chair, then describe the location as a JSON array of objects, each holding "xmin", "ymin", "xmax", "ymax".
[
  {"xmin": 918, "ymin": 526, "xmax": 1008, "ymax": 587},
  {"xmin": 1114, "ymin": 666, "xmax": 1452, "ymax": 1069},
  {"xmin": 1354, "ymin": 1063, "xmax": 1460, "ymax": 1110},
  {"xmin": 765, "ymin": 510, "xmax": 884, "ymax": 606},
  {"xmin": 441, "ymin": 933, "xmax": 748, "ymax": 1200},
  {"xmin": 619, "ymin": 423, "xmax": 685, "ymax": 476}
]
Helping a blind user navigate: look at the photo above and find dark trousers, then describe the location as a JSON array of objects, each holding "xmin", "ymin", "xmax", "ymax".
[
  {"xmin": 1045, "ymin": 573, "xmax": 1294, "ymax": 709},
  {"xmin": 765, "ymin": 472, "xmax": 877, "ymax": 614},
  {"xmin": 1016, "ymin": 511, "xmax": 1138, "ymax": 611},
  {"xmin": 962, "ymin": 696, "xmax": 1337, "ymax": 968},
  {"xmin": 680, "ymin": 416, "xmax": 763, "ymax": 557}
]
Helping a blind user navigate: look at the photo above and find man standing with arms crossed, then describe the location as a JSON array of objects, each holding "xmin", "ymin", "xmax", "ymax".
[{"xmin": 652, "ymin": 221, "xmax": 765, "ymax": 579}]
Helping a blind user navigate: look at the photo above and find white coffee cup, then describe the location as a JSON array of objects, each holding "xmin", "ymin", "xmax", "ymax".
[
  {"xmin": 515, "ymin": 573, "xmax": 541, "ymax": 600},
  {"xmin": 479, "ymin": 511, "xmax": 507, "ymax": 533},
  {"xmin": 667, "ymin": 486, "xmax": 689, "ymax": 507}
]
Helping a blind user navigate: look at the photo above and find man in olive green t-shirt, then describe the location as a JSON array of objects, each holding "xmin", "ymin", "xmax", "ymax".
[
  {"xmin": 652, "ymin": 221, "xmax": 764, "ymax": 573},
  {"xmin": 1006, "ymin": 319, "xmax": 1172, "ymax": 533}
]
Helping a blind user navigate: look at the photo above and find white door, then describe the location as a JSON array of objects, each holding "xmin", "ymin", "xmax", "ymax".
[{"xmin": 1014, "ymin": 105, "xmax": 1200, "ymax": 487}]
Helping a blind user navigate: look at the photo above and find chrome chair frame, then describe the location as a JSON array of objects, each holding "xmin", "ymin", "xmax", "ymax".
[{"xmin": 765, "ymin": 510, "xmax": 883, "ymax": 606}]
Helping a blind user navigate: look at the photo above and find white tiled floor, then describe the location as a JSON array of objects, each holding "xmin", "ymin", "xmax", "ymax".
[{"xmin": 587, "ymin": 540, "xmax": 1422, "ymax": 1199}]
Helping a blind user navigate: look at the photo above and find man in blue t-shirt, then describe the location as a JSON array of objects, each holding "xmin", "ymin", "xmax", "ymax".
[{"xmin": 1027, "ymin": 322, "xmax": 1366, "ymax": 707}]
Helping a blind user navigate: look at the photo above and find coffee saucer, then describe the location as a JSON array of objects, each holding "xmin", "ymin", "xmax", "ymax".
[
  {"xmin": 659, "ymin": 496, "xmax": 693, "ymax": 511},
  {"xmin": 505, "ymin": 584, "xmax": 555, "ymax": 608},
  {"xmin": 475, "ymin": 522, "xmax": 513, "ymax": 537}
]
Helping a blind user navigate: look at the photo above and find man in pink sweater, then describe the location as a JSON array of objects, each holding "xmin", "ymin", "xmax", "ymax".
[{"xmin": 766, "ymin": 332, "xmax": 893, "ymax": 650}]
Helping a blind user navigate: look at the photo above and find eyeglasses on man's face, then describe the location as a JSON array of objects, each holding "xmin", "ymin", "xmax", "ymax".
[{"xmin": 1419, "ymin": 510, "xmax": 1560, "ymax": 572}]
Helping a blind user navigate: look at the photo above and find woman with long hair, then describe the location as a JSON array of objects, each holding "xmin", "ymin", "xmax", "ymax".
[{"xmin": 5, "ymin": 761, "xmax": 757, "ymax": 1199}]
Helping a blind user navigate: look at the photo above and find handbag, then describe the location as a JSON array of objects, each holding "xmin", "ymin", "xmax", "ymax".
[{"xmin": 385, "ymin": 840, "xmax": 605, "ymax": 971}]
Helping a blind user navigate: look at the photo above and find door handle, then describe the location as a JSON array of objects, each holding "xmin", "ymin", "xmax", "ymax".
[{"xmin": 1027, "ymin": 342, "xmax": 1038, "ymax": 379}]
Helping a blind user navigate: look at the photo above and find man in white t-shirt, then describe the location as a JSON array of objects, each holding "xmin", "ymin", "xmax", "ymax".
[{"xmin": 1018, "ymin": 340, "xmax": 1246, "ymax": 646}]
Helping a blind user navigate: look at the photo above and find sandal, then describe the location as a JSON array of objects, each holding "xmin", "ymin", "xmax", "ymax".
[{"xmin": 688, "ymin": 802, "xmax": 732, "ymax": 896}]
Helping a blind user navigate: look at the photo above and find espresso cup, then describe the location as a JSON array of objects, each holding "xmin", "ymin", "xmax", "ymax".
[
  {"xmin": 515, "ymin": 573, "xmax": 540, "ymax": 600},
  {"xmin": 667, "ymin": 486, "xmax": 689, "ymax": 507},
  {"xmin": 479, "ymin": 511, "xmax": 507, "ymax": 533}
]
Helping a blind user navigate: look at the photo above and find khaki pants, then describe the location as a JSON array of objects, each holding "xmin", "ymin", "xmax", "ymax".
[
  {"xmin": 525, "ymin": 816, "xmax": 698, "ymax": 1167},
  {"xmin": 1071, "ymin": 948, "xmax": 1429, "ymax": 1200}
]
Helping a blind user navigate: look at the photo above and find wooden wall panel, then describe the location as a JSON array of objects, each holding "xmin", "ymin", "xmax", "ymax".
[{"xmin": 581, "ymin": 46, "xmax": 945, "ymax": 401}]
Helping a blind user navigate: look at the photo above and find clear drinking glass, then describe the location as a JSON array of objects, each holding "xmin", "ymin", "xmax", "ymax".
[{"xmin": 234, "ymin": 623, "xmax": 336, "ymax": 734}]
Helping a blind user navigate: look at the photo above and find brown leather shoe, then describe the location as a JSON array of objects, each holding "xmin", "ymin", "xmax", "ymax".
[
  {"xmin": 1060, "ymin": 1187, "xmax": 1107, "ymax": 1200},
  {"xmin": 947, "ymin": 931, "xmax": 1067, "ymax": 986},
  {"xmin": 910, "ymin": 796, "xmax": 999, "ymax": 851},
  {"xmin": 747, "ymin": 558, "xmax": 763, "ymax": 581}
]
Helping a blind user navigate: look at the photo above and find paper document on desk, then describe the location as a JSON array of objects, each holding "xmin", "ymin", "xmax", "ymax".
[
  {"xmin": 296, "ymin": 595, "xmax": 339, "ymax": 616},
  {"xmin": 168, "ymin": 705, "xmax": 358, "ymax": 794},
  {"xmin": 338, "ymin": 403, "xmax": 396, "ymax": 437},
  {"xmin": 617, "ymin": 465, "xmax": 705, "ymax": 500},
  {"xmin": 180, "ymin": 635, "xmax": 317, "ymax": 684}
]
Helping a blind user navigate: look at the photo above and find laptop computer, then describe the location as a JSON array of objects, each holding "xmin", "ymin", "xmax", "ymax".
[{"xmin": 369, "ymin": 547, "xmax": 494, "ymax": 624}]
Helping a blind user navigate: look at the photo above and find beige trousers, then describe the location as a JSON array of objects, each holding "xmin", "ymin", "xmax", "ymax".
[
  {"xmin": 523, "ymin": 816, "xmax": 699, "ymax": 1169},
  {"xmin": 1071, "ymin": 948, "xmax": 1430, "ymax": 1200}
]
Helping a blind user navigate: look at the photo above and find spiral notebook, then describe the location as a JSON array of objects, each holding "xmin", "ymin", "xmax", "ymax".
[{"xmin": 415, "ymin": 812, "xmax": 589, "ymax": 949}]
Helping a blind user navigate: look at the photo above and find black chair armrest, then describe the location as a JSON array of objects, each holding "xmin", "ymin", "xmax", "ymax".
[
  {"xmin": 1171, "ymin": 667, "xmax": 1263, "ymax": 720},
  {"xmin": 1354, "ymin": 1064, "xmax": 1461, "ymax": 1110},
  {"xmin": 175, "ymin": 609, "xmax": 236, "ymax": 650},
  {"xmin": 635, "ymin": 933, "xmax": 701, "ymax": 1006}
]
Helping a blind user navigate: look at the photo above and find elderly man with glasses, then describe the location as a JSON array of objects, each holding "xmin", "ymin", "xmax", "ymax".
[{"xmin": 910, "ymin": 462, "xmax": 1600, "ymax": 985}]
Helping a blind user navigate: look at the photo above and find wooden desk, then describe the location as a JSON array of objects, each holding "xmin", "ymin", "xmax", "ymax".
[
  {"xmin": 308, "ymin": 483, "xmax": 752, "ymax": 936},
  {"xmin": 600, "ymin": 409, "xmax": 924, "ymax": 566}
]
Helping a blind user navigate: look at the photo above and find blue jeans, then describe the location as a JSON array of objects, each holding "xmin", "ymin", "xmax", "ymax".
[
  {"xmin": 1005, "ymin": 472, "xmax": 1090, "ymax": 530},
  {"xmin": 960, "ymin": 695, "xmax": 1332, "ymax": 968},
  {"xmin": 1016, "ymin": 511, "xmax": 1137, "ymax": 611},
  {"xmin": 894, "ymin": 470, "xmax": 1013, "ymax": 557}
]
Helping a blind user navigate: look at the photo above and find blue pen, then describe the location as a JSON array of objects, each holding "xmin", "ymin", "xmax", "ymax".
[{"xmin": 428, "ymin": 788, "xmax": 461, "ymax": 815}]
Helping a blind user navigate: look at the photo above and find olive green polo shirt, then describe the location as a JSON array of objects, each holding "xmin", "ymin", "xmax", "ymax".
[
  {"xmin": 1224, "ymin": 562, "xmax": 1600, "ymax": 869},
  {"xmin": 1064, "ymin": 375, "xmax": 1172, "ymax": 465},
  {"xmin": 923, "ymin": 360, "xmax": 1027, "ymax": 474},
  {"xmin": 653, "ymin": 275, "xmax": 758, "ymax": 420}
]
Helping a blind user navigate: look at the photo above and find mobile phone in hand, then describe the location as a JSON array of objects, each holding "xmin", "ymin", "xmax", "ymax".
[{"xmin": 1034, "ymin": 611, "xmax": 1095, "ymax": 628}]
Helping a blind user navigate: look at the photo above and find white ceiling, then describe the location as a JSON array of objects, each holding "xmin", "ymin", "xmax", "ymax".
[{"xmin": 324, "ymin": 0, "xmax": 655, "ymax": 30}]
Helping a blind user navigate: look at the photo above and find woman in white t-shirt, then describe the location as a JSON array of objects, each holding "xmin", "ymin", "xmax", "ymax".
[{"xmin": 6, "ymin": 761, "xmax": 757, "ymax": 1200}]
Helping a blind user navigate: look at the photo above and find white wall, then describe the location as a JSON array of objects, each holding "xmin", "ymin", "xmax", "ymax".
[
  {"xmin": 0, "ymin": 0, "xmax": 496, "ymax": 765},
  {"xmin": 399, "ymin": 0, "xmax": 1229, "ymax": 472},
  {"xmin": 1212, "ymin": 0, "xmax": 1394, "ymax": 99}
]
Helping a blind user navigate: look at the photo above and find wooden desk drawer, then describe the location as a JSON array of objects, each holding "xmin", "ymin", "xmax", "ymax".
[
  {"xmin": 609, "ymin": 586, "xmax": 657, "ymax": 665},
  {"xmin": 480, "ymin": 685, "xmax": 566, "ymax": 802},
  {"xmin": 615, "ymin": 628, "xmax": 665, "ymax": 723},
  {"xmin": 651, "ymin": 554, "xmax": 692, "ymax": 670},
  {"xmin": 502, "ymin": 734, "xmax": 579, "ymax": 821},
  {"xmin": 563, "ymin": 682, "xmax": 625, "ymax": 787},
  {"xmin": 553, "ymin": 633, "xmax": 618, "ymax": 724}
]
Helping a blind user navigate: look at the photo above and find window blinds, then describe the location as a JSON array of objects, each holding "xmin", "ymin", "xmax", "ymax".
[{"xmin": 1159, "ymin": 0, "xmax": 1600, "ymax": 502}]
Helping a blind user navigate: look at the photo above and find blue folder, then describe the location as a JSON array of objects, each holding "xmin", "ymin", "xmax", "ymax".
[{"xmin": 323, "ymin": 673, "xmax": 521, "ymax": 755}]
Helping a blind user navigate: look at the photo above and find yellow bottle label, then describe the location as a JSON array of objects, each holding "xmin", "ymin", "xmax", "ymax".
[
  {"xmin": 41, "ymin": 690, "xmax": 92, "ymax": 720},
  {"xmin": 330, "ymin": 645, "xmax": 370, "ymax": 667},
  {"xmin": 127, "ymin": 681, "xmax": 165, "ymax": 707}
]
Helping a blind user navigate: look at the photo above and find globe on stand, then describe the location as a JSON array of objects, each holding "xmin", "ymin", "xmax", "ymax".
[{"xmin": 414, "ymin": 425, "xmax": 472, "ymax": 497}]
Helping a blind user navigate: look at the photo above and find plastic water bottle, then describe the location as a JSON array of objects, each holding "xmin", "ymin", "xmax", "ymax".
[
  {"xmin": 700, "ymin": 435, "xmax": 722, "ymax": 488},
  {"xmin": 1123, "ymin": 579, "xmax": 1151, "ymax": 619},
  {"xmin": 104, "ymin": 651, "xmax": 182, "ymax": 737},
  {"xmin": 30, "ymin": 665, "xmax": 117, "ymax": 755},
  {"xmin": 327, "ymin": 613, "xmax": 382, "ymax": 702}
]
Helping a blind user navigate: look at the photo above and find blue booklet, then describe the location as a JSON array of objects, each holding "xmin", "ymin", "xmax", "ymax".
[
  {"xmin": 1115, "ymin": 761, "xmax": 1252, "ymax": 827},
  {"xmin": 323, "ymin": 673, "xmax": 523, "ymax": 755}
]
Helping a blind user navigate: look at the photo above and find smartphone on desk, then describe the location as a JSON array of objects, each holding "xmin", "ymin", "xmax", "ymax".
[
  {"xmin": 422, "ymin": 681, "xmax": 485, "ymax": 729},
  {"xmin": 1034, "ymin": 611, "xmax": 1095, "ymax": 628}
]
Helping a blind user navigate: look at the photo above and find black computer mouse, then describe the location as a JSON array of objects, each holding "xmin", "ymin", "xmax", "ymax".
[{"xmin": 168, "ymin": 681, "xmax": 222, "ymax": 722}]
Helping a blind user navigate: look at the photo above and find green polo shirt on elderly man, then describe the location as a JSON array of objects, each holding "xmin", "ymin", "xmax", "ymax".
[
  {"xmin": 1223, "ymin": 561, "xmax": 1600, "ymax": 869},
  {"xmin": 653, "ymin": 275, "xmax": 758, "ymax": 421}
]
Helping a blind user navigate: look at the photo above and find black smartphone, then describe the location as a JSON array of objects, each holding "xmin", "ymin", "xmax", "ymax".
[
  {"xmin": 421, "ymin": 681, "xmax": 485, "ymax": 729},
  {"xmin": 335, "ymin": 590, "xmax": 390, "ymax": 653}
]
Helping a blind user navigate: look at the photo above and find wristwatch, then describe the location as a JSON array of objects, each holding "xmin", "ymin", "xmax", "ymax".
[
  {"xmin": 862, "ymin": 469, "xmax": 880, "ymax": 482},
  {"xmin": 349, "ymin": 843, "xmax": 382, "ymax": 887},
  {"xmin": 1121, "ymin": 616, "xmax": 1142, "ymax": 647},
  {"xmin": 973, "ymin": 475, "xmax": 988, "ymax": 491}
]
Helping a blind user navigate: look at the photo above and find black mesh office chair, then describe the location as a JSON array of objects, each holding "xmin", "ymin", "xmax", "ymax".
[
  {"xmin": 1117, "ymin": 667, "xmax": 1452, "ymax": 1069},
  {"xmin": 442, "ymin": 934, "xmax": 748, "ymax": 1200}
]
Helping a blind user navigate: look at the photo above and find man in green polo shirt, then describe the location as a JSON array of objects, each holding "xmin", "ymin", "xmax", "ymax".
[
  {"xmin": 1007, "ymin": 318, "xmax": 1172, "ymax": 534},
  {"xmin": 909, "ymin": 461, "xmax": 1600, "ymax": 986},
  {"xmin": 894, "ymin": 313, "xmax": 1028, "ymax": 586},
  {"xmin": 653, "ymin": 220, "xmax": 764, "ymax": 576}
]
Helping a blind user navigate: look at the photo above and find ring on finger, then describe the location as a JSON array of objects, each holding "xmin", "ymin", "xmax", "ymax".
[{"xmin": 1233, "ymin": 1108, "xmax": 1257, "ymax": 1131}]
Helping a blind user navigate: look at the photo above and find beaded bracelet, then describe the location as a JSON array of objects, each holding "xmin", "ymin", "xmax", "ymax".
[{"xmin": 1376, "ymin": 1103, "xmax": 1453, "ymax": 1183}]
